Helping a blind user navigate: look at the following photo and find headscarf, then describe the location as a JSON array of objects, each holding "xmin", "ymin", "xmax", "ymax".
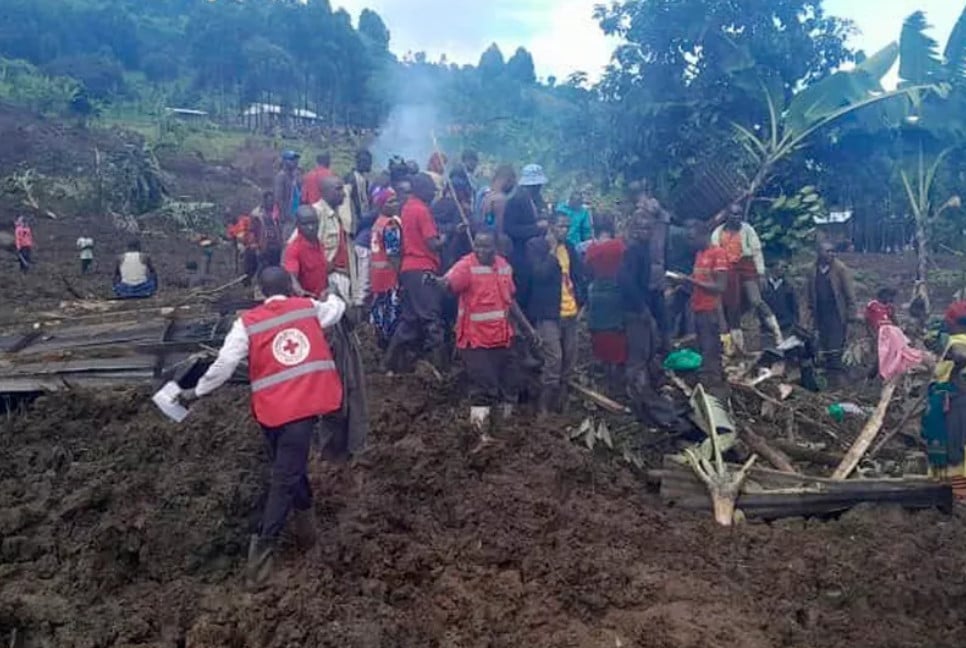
[
  {"xmin": 373, "ymin": 187, "xmax": 397, "ymax": 212},
  {"xmin": 945, "ymin": 301, "xmax": 966, "ymax": 329}
]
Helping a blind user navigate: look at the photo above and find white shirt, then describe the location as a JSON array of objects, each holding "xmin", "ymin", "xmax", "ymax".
[
  {"xmin": 77, "ymin": 237, "xmax": 94, "ymax": 260},
  {"xmin": 119, "ymin": 251, "xmax": 148, "ymax": 285},
  {"xmin": 193, "ymin": 294, "xmax": 346, "ymax": 397}
]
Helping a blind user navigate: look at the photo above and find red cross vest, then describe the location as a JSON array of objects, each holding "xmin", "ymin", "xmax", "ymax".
[
  {"xmin": 240, "ymin": 297, "xmax": 342, "ymax": 427},
  {"xmin": 453, "ymin": 254, "xmax": 515, "ymax": 349},
  {"xmin": 370, "ymin": 215, "xmax": 400, "ymax": 294}
]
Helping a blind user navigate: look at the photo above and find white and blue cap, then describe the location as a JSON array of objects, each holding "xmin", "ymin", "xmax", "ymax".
[{"xmin": 519, "ymin": 163, "xmax": 548, "ymax": 187}]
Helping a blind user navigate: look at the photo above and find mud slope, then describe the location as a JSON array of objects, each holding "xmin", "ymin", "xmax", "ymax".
[{"xmin": 1, "ymin": 373, "xmax": 965, "ymax": 648}]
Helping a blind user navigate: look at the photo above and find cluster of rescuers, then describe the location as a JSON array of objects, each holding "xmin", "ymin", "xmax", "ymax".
[{"xmin": 149, "ymin": 147, "xmax": 966, "ymax": 587}]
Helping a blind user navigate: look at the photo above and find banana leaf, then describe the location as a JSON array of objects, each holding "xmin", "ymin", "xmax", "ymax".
[{"xmin": 689, "ymin": 383, "xmax": 736, "ymax": 437}]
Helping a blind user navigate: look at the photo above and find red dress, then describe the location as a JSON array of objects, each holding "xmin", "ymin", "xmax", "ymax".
[{"xmin": 584, "ymin": 238, "xmax": 628, "ymax": 364}]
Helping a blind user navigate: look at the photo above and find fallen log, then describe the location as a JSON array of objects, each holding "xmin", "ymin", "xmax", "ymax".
[
  {"xmin": 833, "ymin": 379, "xmax": 899, "ymax": 479},
  {"xmin": 740, "ymin": 425, "xmax": 797, "ymax": 473},
  {"xmin": 569, "ymin": 380, "xmax": 631, "ymax": 414},
  {"xmin": 771, "ymin": 439, "xmax": 844, "ymax": 468},
  {"xmin": 650, "ymin": 457, "xmax": 953, "ymax": 519}
]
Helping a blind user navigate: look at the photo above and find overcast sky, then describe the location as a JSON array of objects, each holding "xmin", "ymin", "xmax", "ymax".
[{"xmin": 336, "ymin": 0, "xmax": 962, "ymax": 82}]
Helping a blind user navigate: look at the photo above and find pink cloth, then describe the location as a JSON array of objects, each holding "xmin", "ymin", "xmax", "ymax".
[{"xmin": 878, "ymin": 324, "xmax": 924, "ymax": 381}]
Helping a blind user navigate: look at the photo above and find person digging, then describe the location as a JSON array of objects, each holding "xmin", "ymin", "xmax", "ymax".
[{"xmin": 178, "ymin": 266, "xmax": 346, "ymax": 588}]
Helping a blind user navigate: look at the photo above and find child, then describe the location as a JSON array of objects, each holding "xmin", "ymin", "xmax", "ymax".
[
  {"xmin": 865, "ymin": 287, "xmax": 898, "ymax": 332},
  {"xmin": 76, "ymin": 235, "xmax": 94, "ymax": 274}
]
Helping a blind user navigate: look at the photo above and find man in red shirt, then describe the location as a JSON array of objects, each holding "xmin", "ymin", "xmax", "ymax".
[
  {"xmin": 301, "ymin": 153, "xmax": 332, "ymax": 206},
  {"xmin": 670, "ymin": 222, "xmax": 729, "ymax": 388},
  {"xmin": 386, "ymin": 172, "xmax": 446, "ymax": 370},
  {"xmin": 435, "ymin": 231, "xmax": 536, "ymax": 436},
  {"xmin": 283, "ymin": 206, "xmax": 328, "ymax": 298}
]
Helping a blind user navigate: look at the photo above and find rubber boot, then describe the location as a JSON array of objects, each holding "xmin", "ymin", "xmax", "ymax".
[
  {"xmin": 290, "ymin": 508, "xmax": 318, "ymax": 551},
  {"xmin": 498, "ymin": 403, "xmax": 514, "ymax": 421},
  {"xmin": 556, "ymin": 382, "xmax": 570, "ymax": 414},
  {"xmin": 470, "ymin": 406, "xmax": 491, "ymax": 432},
  {"xmin": 765, "ymin": 315, "xmax": 784, "ymax": 346},
  {"xmin": 382, "ymin": 335, "xmax": 404, "ymax": 375},
  {"xmin": 537, "ymin": 387, "xmax": 555, "ymax": 420},
  {"xmin": 245, "ymin": 535, "xmax": 276, "ymax": 590},
  {"xmin": 730, "ymin": 329, "xmax": 746, "ymax": 356}
]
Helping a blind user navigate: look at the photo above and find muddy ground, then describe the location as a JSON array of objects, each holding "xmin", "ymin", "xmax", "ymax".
[{"xmin": 3, "ymin": 108, "xmax": 966, "ymax": 647}]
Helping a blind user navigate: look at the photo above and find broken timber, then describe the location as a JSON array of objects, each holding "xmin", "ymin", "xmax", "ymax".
[
  {"xmin": 649, "ymin": 456, "xmax": 952, "ymax": 520},
  {"xmin": 0, "ymin": 306, "xmax": 237, "ymax": 395}
]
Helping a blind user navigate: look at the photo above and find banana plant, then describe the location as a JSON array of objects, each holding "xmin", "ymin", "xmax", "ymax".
[
  {"xmin": 731, "ymin": 42, "xmax": 934, "ymax": 203},
  {"xmin": 895, "ymin": 7, "xmax": 966, "ymax": 315}
]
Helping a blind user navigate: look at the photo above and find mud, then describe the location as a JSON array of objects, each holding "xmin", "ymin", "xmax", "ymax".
[{"xmin": 1, "ymin": 371, "xmax": 965, "ymax": 648}]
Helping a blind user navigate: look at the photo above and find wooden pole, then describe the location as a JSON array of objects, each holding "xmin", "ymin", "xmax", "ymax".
[
  {"xmin": 429, "ymin": 131, "xmax": 474, "ymax": 250},
  {"xmin": 832, "ymin": 379, "xmax": 899, "ymax": 479},
  {"xmin": 740, "ymin": 425, "xmax": 798, "ymax": 474}
]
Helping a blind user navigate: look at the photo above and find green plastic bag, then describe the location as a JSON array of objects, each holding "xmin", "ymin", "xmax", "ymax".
[{"xmin": 663, "ymin": 349, "xmax": 703, "ymax": 372}]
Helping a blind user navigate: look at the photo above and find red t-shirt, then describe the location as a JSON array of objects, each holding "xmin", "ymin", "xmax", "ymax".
[
  {"xmin": 400, "ymin": 197, "xmax": 440, "ymax": 273},
  {"xmin": 691, "ymin": 246, "xmax": 730, "ymax": 313},
  {"xmin": 585, "ymin": 238, "xmax": 626, "ymax": 280},
  {"xmin": 282, "ymin": 232, "xmax": 328, "ymax": 298},
  {"xmin": 301, "ymin": 166, "xmax": 333, "ymax": 205}
]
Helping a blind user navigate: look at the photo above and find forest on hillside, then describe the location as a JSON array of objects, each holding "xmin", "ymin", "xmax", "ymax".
[{"xmin": 3, "ymin": 0, "xmax": 966, "ymax": 264}]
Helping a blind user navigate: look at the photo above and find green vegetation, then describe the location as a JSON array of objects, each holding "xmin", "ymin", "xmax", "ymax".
[{"xmin": 3, "ymin": 0, "xmax": 966, "ymax": 269}]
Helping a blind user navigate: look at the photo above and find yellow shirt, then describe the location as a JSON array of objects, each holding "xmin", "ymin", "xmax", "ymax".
[
  {"xmin": 556, "ymin": 244, "xmax": 579, "ymax": 318},
  {"xmin": 934, "ymin": 333, "xmax": 966, "ymax": 382}
]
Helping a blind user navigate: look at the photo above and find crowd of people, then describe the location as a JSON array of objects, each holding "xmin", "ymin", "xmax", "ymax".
[{"xmin": 211, "ymin": 147, "xmax": 897, "ymax": 434}]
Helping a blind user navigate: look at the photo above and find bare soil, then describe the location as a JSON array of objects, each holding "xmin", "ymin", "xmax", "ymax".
[{"xmin": 2, "ymin": 109, "xmax": 966, "ymax": 647}]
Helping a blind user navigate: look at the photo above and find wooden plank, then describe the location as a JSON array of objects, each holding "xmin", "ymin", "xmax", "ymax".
[
  {"xmin": 669, "ymin": 485, "xmax": 952, "ymax": 519},
  {"xmin": 4, "ymin": 356, "xmax": 158, "ymax": 375}
]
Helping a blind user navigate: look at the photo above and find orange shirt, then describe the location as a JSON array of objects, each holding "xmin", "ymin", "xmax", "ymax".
[
  {"xmin": 301, "ymin": 166, "xmax": 333, "ymax": 205},
  {"xmin": 691, "ymin": 246, "xmax": 729, "ymax": 313},
  {"xmin": 718, "ymin": 229, "xmax": 744, "ymax": 266}
]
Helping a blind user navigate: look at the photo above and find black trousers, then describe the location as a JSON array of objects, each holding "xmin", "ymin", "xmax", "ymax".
[
  {"xmin": 259, "ymin": 417, "xmax": 315, "ymax": 541},
  {"xmin": 461, "ymin": 346, "xmax": 518, "ymax": 406},
  {"xmin": 392, "ymin": 270, "xmax": 444, "ymax": 352},
  {"xmin": 694, "ymin": 310, "xmax": 723, "ymax": 387}
]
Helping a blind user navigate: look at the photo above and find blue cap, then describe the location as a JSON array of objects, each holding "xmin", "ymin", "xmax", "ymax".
[{"xmin": 281, "ymin": 150, "xmax": 300, "ymax": 161}]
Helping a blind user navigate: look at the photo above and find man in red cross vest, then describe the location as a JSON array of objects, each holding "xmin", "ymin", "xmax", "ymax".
[
  {"xmin": 178, "ymin": 266, "xmax": 346, "ymax": 587},
  {"xmin": 435, "ymin": 231, "xmax": 538, "ymax": 438}
]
